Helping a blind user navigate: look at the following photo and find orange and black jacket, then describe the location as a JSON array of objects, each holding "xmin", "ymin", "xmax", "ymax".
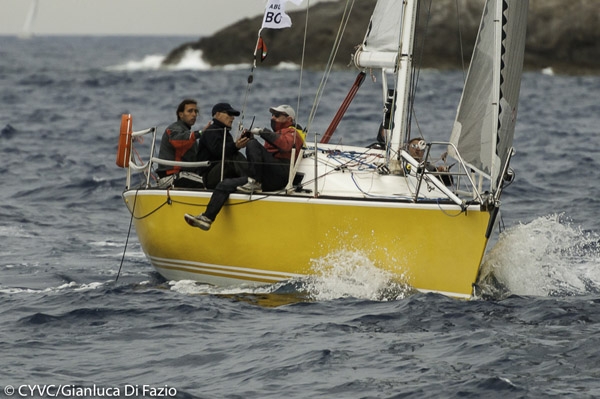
[{"xmin": 156, "ymin": 119, "xmax": 201, "ymax": 176}]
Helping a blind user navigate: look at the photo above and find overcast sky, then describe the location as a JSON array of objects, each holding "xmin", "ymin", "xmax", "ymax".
[{"xmin": 0, "ymin": 0, "xmax": 326, "ymax": 37}]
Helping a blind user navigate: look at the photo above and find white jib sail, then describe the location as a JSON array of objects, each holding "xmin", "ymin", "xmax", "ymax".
[{"xmin": 449, "ymin": 0, "xmax": 528, "ymax": 190}]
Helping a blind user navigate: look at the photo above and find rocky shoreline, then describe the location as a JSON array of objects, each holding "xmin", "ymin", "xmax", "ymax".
[{"xmin": 163, "ymin": 0, "xmax": 600, "ymax": 75}]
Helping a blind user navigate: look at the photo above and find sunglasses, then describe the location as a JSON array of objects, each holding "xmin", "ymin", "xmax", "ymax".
[
  {"xmin": 409, "ymin": 140, "xmax": 426, "ymax": 150},
  {"xmin": 271, "ymin": 112, "xmax": 288, "ymax": 118}
]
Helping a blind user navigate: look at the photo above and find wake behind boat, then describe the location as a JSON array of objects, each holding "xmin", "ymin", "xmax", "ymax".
[{"xmin": 117, "ymin": 0, "xmax": 528, "ymax": 299}]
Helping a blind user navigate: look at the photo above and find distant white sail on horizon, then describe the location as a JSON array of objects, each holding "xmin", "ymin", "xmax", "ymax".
[{"xmin": 21, "ymin": 0, "xmax": 40, "ymax": 38}]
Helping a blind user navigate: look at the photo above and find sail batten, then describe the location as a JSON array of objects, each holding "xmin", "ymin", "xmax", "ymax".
[{"xmin": 495, "ymin": 0, "xmax": 528, "ymax": 186}]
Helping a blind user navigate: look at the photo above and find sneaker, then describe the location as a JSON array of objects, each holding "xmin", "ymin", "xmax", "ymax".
[
  {"xmin": 184, "ymin": 213, "xmax": 212, "ymax": 231},
  {"xmin": 237, "ymin": 177, "xmax": 262, "ymax": 193}
]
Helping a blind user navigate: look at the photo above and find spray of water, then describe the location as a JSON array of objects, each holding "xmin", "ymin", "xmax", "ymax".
[
  {"xmin": 479, "ymin": 214, "xmax": 600, "ymax": 297},
  {"xmin": 304, "ymin": 249, "xmax": 414, "ymax": 301}
]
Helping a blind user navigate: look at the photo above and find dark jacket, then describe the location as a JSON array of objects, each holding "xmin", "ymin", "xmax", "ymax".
[
  {"xmin": 197, "ymin": 119, "xmax": 247, "ymax": 187},
  {"xmin": 197, "ymin": 119, "xmax": 240, "ymax": 167},
  {"xmin": 156, "ymin": 119, "xmax": 201, "ymax": 176}
]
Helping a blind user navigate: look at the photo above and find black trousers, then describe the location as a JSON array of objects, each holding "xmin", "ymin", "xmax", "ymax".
[
  {"xmin": 203, "ymin": 176, "xmax": 248, "ymax": 221},
  {"xmin": 245, "ymin": 139, "xmax": 290, "ymax": 191},
  {"xmin": 203, "ymin": 152, "xmax": 248, "ymax": 189}
]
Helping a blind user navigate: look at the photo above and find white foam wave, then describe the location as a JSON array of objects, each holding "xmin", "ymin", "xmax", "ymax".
[
  {"xmin": 0, "ymin": 225, "xmax": 35, "ymax": 239},
  {"xmin": 306, "ymin": 249, "xmax": 413, "ymax": 301},
  {"xmin": 168, "ymin": 49, "xmax": 211, "ymax": 71},
  {"xmin": 168, "ymin": 279, "xmax": 275, "ymax": 296},
  {"xmin": 0, "ymin": 281, "xmax": 107, "ymax": 295},
  {"xmin": 90, "ymin": 240, "xmax": 124, "ymax": 248},
  {"xmin": 107, "ymin": 48, "xmax": 250, "ymax": 72},
  {"xmin": 541, "ymin": 67, "xmax": 555, "ymax": 76},
  {"xmin": 108, "ymin": 54, "xmax": 166, "ymax": 71},
  {"xmin": 169, "ymin": 280, "xmax": 220, "ymax": 295},
  {"xmin": 273, "ymin": 62, "xmax": 301, "ymax": 70},
  {"xmin": 166, "ymin": 249, "xmax": 413, "ymax": 302},
  {"xmin": 480, "ymin": 214, "xmax": 600, "ymax": 296}
]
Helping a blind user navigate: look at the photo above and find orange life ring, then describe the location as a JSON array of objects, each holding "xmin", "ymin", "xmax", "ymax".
[{"xmin": 116, "ymin": 114, "xmax": 132, "ymax": 168}]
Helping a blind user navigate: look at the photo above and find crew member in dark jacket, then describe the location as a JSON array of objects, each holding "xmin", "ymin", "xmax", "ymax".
[
  {"xmin": 184, "ymin": 102, "xmax": 250, "ymax": 231},
  {"xmin": 197, "ymin": 102, "xmax": 249, "ymax": 189},
  {"xmin": 184, "ymin": 104, "xmax": 304, "ymax": 232},
  {"xmin": 156, "ymin": 98, "xmax": 201, "ymax": 178}
]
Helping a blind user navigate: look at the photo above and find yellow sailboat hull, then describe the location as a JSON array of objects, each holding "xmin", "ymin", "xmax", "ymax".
[{"xmin": 124, "ymin": 190, "xmax": 491, "ymax": 298}]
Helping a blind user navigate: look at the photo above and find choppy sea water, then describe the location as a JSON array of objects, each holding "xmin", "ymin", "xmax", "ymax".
[{"xmin": 1, "ymin": 36, "xmax": 600, "ymax": 398}]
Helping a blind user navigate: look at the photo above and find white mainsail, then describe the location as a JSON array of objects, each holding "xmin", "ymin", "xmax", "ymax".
[
  {"xmin": 449, "ymin": 0, "xmax": 528, "ymax": 190},
  {"xmin": 354, "ymin": 0, "xmax": 405, "ymax": 69}
]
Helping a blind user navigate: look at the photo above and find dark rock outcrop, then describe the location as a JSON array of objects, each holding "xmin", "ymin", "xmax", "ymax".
[{"xmin": 163, "ymin": 0, "xmax": 600, "ymax": 74}]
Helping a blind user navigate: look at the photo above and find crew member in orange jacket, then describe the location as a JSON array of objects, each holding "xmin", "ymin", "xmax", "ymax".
[{"xmin": 237, "ymin": 104, "xmax": 303, "ymax": 193}]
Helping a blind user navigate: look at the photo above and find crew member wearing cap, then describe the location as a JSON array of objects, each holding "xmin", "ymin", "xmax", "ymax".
[
  {"xmin": 197, "ymin": 102, "xmax": 250, "ymax": 189},
  {"xmin": 184, "ymin": 104, "xmax": 304, "ymax": 231},
  {"xmin": 184, "ymin": 102, "xmax": 250, "ymax": 231},
  {"xmin": 236, "ymin": 104, "xmax": 304, "ymax": 193}
]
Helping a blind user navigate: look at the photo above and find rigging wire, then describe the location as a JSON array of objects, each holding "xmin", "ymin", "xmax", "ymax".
[
  {"xmin": 116, "ymin": 138, "xmax": 156, "ymax": 282},
  {"xmin": 305, "ymin": 0, "xmax": 355, "ymax": 135},
  {"xmin": 295, "ymin": 0, "xmax": 310, "ymax": 124},
  {"xmin": 115, "ymin": 188, "xmax": 139, "ymax": 282},
  {"xmin": 455, "ymin": 0, "xmax": 467, "ymax": 82},
  {"xmin": 239, "ymin": 30, "xmax": 264, "ymax": 132},
  {"xmin": 407, "ymin": 0, "xmax": 433, "ymax": 142}
]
